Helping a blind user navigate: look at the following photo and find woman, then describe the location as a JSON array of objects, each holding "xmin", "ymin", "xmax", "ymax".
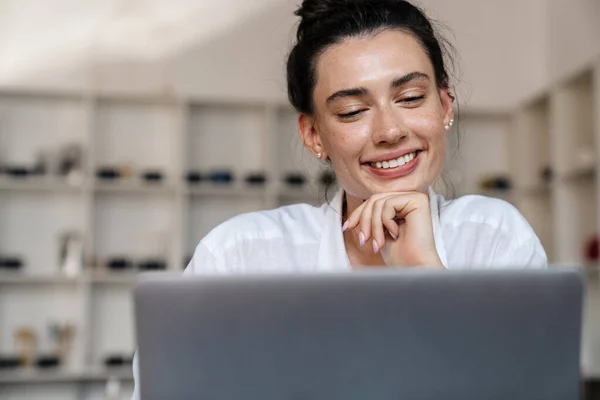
[
  {"xmin": 181, "ymin": 0, "xmax": 546, "ymax": 271},
  {"xmin": 132, "ymin": 0, "xmax": 546, "ymax": 397}
]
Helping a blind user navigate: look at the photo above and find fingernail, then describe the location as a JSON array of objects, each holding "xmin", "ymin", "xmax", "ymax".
[
  {"xmin": 342, "ymin": 221, "xmax": 349, "ymax": 232},
  {"xmin": 359, "ymin": 232, "xmax": 365, "ymax": 247},
  {"xmin": 390, "ymin": 232, "xmax": 397, "ymax": 240},
  {"xmin": 373, "ymin": 240, "xmax": 379, "ymax": 253}
]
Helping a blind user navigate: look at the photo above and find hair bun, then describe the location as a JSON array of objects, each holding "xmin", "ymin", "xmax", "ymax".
[
  {"xmin": 295, "ymin": 0, "xmax": 353, "ymax": 20},
  {"xmin": 295, "ymin": 0, "xmax": 360, "ymax": 40}
]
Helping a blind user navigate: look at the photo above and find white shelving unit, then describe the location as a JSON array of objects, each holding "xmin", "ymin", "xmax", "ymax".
[
  {"xmin": 1, "ymin": 56, "xmax": 599, "ymax": 398},
  {"xmin": 510, "ymin": 60, "xmax": 600, "ymax": 379},
  {"xmin": 0, "ymin": 90, "xmax": 329, "ymax": 400}
]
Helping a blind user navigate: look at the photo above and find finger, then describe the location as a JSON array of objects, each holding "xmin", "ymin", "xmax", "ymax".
[
  {"xmin": 371, "ymin": 197, "xmax": 392, "ymax": 252},
  {"xmin": 382, "ymin": 193, "xmax": 425, "ymax": 222},
  {"xmin": 357, "ymin": 198, "xmax": 375, "ymax": 246},
  {"xmin": 382, "ymin": 217, "xmax": 399, "ymax": 240},
  {"xmin": 342, "ymin": 199, "xmax": 368, "ymax": 232}
]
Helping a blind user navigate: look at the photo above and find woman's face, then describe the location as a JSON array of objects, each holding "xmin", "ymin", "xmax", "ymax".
[{"xmin": 301, "ymin": 29, "xmax": 454, "ymax": 199}]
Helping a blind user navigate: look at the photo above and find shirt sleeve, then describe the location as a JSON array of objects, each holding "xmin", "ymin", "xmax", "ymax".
[
  {"xmin": 131, "ymin": 242, "xmax": 226, "ymax": 400},
  {"xmin": 486, "ymin": 202, "xmax": 549, "ymax": 269},
  {"xmin": 498, "ymin": 234, "xmax": 548, "ymax": 268}
]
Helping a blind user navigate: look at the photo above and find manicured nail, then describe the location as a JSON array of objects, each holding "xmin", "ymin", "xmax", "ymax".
[
  {"xmin": 373, "ymin": 240, "xmax": 379, "ymax": 253},
  {"xmin": 390, "ymin": 232, "xmax": 397, "ymax": 240},
  {"xmin": 359, "ymin": 232, "xmax": 365, "ymax": 247},
  {"xmin": 342, "ymin": 221, "xmax": 349, "ymax": 232}
]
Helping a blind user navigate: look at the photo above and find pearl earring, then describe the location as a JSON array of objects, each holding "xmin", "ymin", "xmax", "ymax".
[
  {"xmin": 444, "ymin": 119, "xmax": 454, "ymax": 131},
  {"xmin": 317, "ymin": 152, "xmax": 323, "ymax": 159}
]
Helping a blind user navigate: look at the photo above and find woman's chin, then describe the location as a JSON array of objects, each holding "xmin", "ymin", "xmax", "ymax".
[{"xmin": 370, "ymin": 178, "xmax": 426, "ymax": 194}]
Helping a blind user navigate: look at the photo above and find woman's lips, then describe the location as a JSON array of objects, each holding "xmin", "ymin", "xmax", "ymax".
[{"xmin": 363, "ymin": 151, "xmax": 421, "ymax": 179}]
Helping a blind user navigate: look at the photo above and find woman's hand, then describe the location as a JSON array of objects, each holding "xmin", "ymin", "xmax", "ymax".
[{"xmin": 343, "ymin": 192, "xmax": 443, "ymax": 268}]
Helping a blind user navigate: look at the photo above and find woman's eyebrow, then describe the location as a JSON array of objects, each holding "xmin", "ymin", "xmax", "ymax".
[
  {"xmin": 391, "ymin": 71, "xmax": 430, "ymax": 88},
  {"xmin": 326, "ymin": 87, "xmax": 369, "ymax": 104}
]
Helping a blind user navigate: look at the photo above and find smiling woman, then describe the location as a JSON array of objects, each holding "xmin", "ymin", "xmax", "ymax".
[{"xmin": 131, "ymin": 1, "xmax": 547, "ymax": 397}]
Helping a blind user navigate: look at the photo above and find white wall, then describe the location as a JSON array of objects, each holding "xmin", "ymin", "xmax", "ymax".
[
  {"xmin": 0, "ymin": 0, "xmax": 549, "ymax": 112},
  {"xmin": 547, "ymin": 0, "xmax": 600, "ymax": 82},
  {"xmin": 418, "ymin": 0, "xmax": 549, "ymax": 112}
]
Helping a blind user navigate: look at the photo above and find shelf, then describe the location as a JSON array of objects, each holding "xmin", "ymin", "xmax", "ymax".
[
  {"xmin": 277, "ymin": 187, "xmax": 322, "ymax": 202},
  {"xmin": 0, "ymin": 272, "xmax": 80, "ymax": 285},
  {"xmin": 480, "ymin": 184, "xmax": 551, "ymax": 200},
  {"xmin": 515, "ymin": 184, "xmax": 552, "ymax": 195},
  {"xmin": 80, "ymin": 366, "xmax": 134, "ymax": 382},
  {"xmin": 560, "ymin": 165, "xmax": 596, "ymax": 182},
  {"xmin": 86, "ymin": 271, "xmax": 139, "ymax": 285},
  {"xmin": 185, "ymin": 184, "xmax": 266, "ymax": 198},
  {"xmin": 0, "ymin": 177, "xmax": 83, "ymax": 193},
  {"xmin": 0, "ymin": 366, "xmax": 133, "ymax": 384},
  {"xmin": 583, "ymin": 265, "xmax": 600, "ymax": 277},
  {"xmin": 94, "ymin": 180, "xmax": 177, "ymax": 195},
  {"xmin": 0, "ymin": 271, "xmax": 142, "ymax": 285}
]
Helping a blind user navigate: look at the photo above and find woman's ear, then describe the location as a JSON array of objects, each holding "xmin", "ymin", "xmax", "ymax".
[
  {"xmin": 298, "ymin": 113, "xmax": 326, "ymax": 159},
  {"xmin": 439, "ymin": 87, "xmax": 455, "ymax": 128}
]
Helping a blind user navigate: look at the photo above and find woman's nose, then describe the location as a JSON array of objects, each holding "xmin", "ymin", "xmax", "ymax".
[{"xmin": 371, "ymin": 107, "xmax": 408, "ymax": 144}]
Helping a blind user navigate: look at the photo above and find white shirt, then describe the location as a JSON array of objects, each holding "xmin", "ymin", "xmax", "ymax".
[{"xmin": 131, "ymin": 188, "xmax": 547, "ymax": 399}]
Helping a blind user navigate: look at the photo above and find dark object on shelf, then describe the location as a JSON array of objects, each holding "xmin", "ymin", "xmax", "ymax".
[
  {"xmin": 33, "ymin": 151, "xmax": 50, "ymax": 176},
  {"xmin": 319, "ymin": 170, "xmax": 336, "ymax": 187},
  {"xmin": 585, "ymin": 234, "xmax": 599, "ymax": 264},
  {"xmin": 5, "ymin": 166, "xmax": 32, "ymax": 178},
  {"xmin": 0, "ymin": 355, "xmax": 21, "ymax": 369},
  {"xmin": 106, "ymin": 257, "xmax": 134, "ymax": 271},
  {"xmin": 142, "ymin": 170, "xmax": 164, "ymax": 183},
  {"xmin": 541, "ymin": 166, "xmax": 553, "ymax": 182},
  {"xmin": 479, "ymin": 176, "xmax": 512, "ymax": 191},
  {"xmin": 209, "ymin": 170, "xmax": 234, "ymax": 184},
  {"xmin": 0, "ymin": 257, "xmax": 24, "ymax": 270},
  {"xmin": 284, "ymin": 173, "xmax": 307, "ymax": 187},
  {"xmin": 58, "ymin": 144, "xmax": 84, "ymax": 178},
  {"xmin": 245, "ymin": 173, "xmax": 266, "ymax": 185},
  {"xmin": 138, "ymin": 259, "xmax": 166, "ymax": 271},
  {"xmin": 186, "ymin": 171, "xmax": 204, "ymax": 184},
  {"xmin": 36, "ymin": 355, "xmax": 60, "ymax": 368},
  {"xmin": 104, "ymin": 354, "xmax": 134, "ymax": 367},
  {"xmin": 96, "ymin": 167, "xmax": 120, "ymax": 180}
]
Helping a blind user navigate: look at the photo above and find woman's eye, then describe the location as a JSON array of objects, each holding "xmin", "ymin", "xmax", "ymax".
[
  {"xmin": 338, "ymin": 110, "xmax": 363, "ymax": 119},
  {"xmin": 401, "ymin": 95, "xmax": 425, "ymax": 104}
]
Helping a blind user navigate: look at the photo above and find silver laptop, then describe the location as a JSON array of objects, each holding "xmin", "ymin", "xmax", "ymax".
[{"xmin": 134, "ymin": 268, "xmax": 584, "ymax": 400}]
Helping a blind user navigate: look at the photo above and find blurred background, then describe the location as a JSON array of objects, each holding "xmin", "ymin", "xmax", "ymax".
[{"xmin": 0, "ymin": 0, "xmax": 598, "ymax": 399}]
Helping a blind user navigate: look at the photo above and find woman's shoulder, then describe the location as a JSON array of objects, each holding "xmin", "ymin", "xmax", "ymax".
[
  {"xmin": 435, "ymin": 192, "xmax": 547, "ymax": 267},
  {"xmin": 200, "ymin": 202, "xmax": 327, "ymax": 253},
  {"xmin": 436, "ymin": 193, "xmax": 535, "ymax": 243}
]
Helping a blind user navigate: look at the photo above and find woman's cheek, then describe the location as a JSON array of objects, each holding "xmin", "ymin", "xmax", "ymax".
[{"xmin": 331, "ymin": 124, "xmax": 370, "ymax": 150}]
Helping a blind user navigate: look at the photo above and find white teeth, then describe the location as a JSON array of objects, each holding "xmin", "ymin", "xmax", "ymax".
[{"xmin": 370, "ymin": 151, "xmax": 418, "ymax": 169}]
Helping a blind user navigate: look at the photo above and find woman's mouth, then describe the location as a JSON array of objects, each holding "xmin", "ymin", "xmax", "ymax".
[
  {"xmin": 363, "ymin": 150, "xmax": 422, "ymax": 179},
  {"xmin": 369, "ymin": 151, "xmax": 419, "ymax": 169}
]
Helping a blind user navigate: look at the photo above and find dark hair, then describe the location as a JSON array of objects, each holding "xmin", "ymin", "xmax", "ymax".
[{"xmin": 286, "ymin": 0, "xmax": 457, "ymax": 115}]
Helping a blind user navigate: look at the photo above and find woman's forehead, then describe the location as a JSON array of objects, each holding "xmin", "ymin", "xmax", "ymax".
[{"xmin": 314, "ymin": 30, "xmax": 434, "ymax": 96}]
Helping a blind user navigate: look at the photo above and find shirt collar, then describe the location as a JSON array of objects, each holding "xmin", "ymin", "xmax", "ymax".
[
  {"xmin": 318, "ymin": 188, "xmax": 448, "ymax": 269},
  {"xmin": 318, "ymin": 189, "xmax": 351, "ymax": 271}
]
